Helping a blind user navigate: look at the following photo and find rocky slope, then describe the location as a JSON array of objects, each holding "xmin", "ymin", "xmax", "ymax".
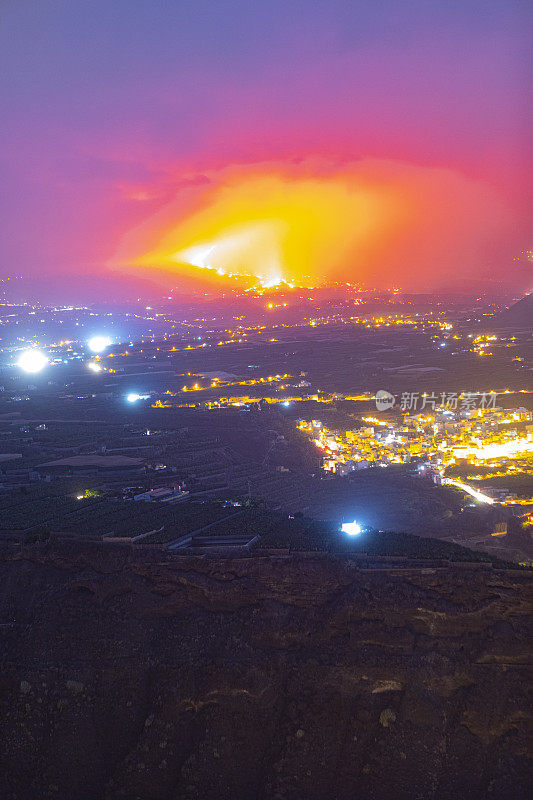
[{"xmin": 0, "ymin": 541, "xmax": 531, "ymax": 800}]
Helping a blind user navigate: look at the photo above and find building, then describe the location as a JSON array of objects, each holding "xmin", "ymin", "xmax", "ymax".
[
  {"xmin": 133, "ymin": 486, "xmax": 189, "ymax": 503},
  {"xmin": 492, "ymin": 521, "xmax": 508, "ymax": 537},
  {"xmin": 0, "ymin": 468, "xmax": 39, "ymax": 488},
  {"xmin": 36, "ymin": 455, "xmax": 145, "ymax": 479}
]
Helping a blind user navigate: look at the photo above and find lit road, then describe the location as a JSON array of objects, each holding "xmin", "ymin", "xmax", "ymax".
[{"xmin": 444, "ymin": 479, "xmax": 495, "ymax": 505}]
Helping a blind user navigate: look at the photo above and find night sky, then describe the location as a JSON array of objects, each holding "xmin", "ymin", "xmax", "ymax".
[{"xmin": 1, "ymin": 1, "xmax": 531, "ymax": 299}]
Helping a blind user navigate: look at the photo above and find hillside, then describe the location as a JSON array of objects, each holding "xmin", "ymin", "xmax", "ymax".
[
  {"xmin": 0, "ymin": 540, "xmax": 531, "ymax": 799},
  {"xmin": 489, "ymin": 292, "xmax": 532, "ymax": 328}
]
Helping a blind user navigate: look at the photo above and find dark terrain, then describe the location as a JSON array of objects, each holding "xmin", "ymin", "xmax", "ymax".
[
  {"xmin": 1, "ymin": 540, "xmax": 531, "ymax": 799},
  {"xmin": 488, "ymin": 292, "xmax": 532, "ymax": 329}
]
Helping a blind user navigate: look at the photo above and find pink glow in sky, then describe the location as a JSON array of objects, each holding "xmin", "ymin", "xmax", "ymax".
[{"xmin": 0, "ymin": 1, "xmax": 531, "ymax": 300}]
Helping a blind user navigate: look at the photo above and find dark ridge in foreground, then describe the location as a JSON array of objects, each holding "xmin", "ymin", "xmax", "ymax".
[{"xmin": 0, "ymin": 541, "xmax": 531, "ymax": 800}]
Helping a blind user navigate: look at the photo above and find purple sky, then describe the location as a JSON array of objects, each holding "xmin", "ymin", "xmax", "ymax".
[{"xmin": 0, "ymin": 0, "xmax": 531, "ymax": 300}]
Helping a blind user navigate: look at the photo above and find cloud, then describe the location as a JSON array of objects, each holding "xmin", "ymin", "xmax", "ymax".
[{"xmin": 112, "ymin": 157, "xmax": 520, "ymax": 291}]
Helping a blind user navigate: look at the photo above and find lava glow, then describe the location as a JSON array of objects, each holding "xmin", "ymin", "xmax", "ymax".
[
  {"xmin": 114, "ymin": 160, "xmax": 517, "ymax": 292},
  {"xmin": 121, "ymin": 168, "xmax": 400, "ymax": 289},
  {"xmin": 2, "ymin": 2, "xmax": 530, "ymax": 299},
  {"xmin": 173, "ymin": 221, "xmax": 289, "ymax": 288}
]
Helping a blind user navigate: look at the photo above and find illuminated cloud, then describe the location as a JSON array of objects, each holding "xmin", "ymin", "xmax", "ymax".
[
  {"xmin": 113, "ymin": 159, "xmax": 516, "ymax": 291},
  {"xmin": 2, "ymin": 2, "xmax": 530, "ymax": 299}
]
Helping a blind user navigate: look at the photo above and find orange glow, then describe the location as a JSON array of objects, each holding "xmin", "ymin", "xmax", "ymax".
[{"xmin": 113, "ymin": 160, "xmax": 514, "ymax": 291}]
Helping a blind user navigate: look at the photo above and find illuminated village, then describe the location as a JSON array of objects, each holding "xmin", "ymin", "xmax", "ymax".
[{"xmin": 297, "ymin": 403, "xmax": 533, "ymax": 502}]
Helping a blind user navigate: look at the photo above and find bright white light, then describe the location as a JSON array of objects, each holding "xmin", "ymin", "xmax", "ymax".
[
  {"xmin": 87, "ymin": 335, "xmax": 111, "ymax": 353},
  {"xmin": 445, "ymin": 479, "xmax": 495, "ymax": 505},
  {"xmin": 260, "ymin": 274, "xmax": 283, "ymax": 289},
  {"xmin": 87, "ymin": 362, "xmax": 102, "ymax": 373},
  {"xmin": 126, "ymin": 393, "xmax": 149, "ymax": 403},
  {"xmin": 173, "ymin": 222, "xmax": 285, "ymax": 287},
  {"xmin": 17, "ymin": 349, "xmax": 48, "ymax": 373},
  {"xmin": 451, "ymin": 440, "xmax": 532, "ymax": 460},
  {"xmin": 341, "ymin": 520, "xmax": 362, "ymax": 535},
  {"xmin": 283, "ymin": 400, "xmax": 291, "ymax": 407}
]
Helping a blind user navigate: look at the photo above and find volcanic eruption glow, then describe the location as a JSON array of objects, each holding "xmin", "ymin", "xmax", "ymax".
[
  {"xmin": 114, "ymin": 160, "xmax": 516, "ymax": 292},
  {"xmin": 172, "ymin": 221, "xmax": 289, "ymax": 288}
]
